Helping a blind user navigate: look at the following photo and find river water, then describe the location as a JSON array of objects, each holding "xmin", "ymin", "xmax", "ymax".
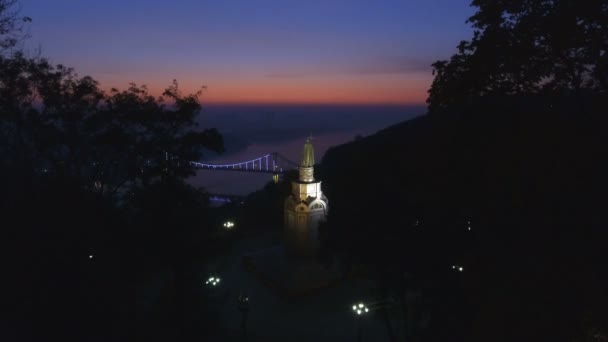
[{"xmin": 190, "ymin": 104, "xmax": 424, "ymax": 196}]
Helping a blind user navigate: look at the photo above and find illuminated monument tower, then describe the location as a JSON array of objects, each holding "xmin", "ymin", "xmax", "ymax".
[
  {"xmin": 244, "ymin": 138, "xmax": 337, "ymax": 296},
  {"xmin": 284, "ymin": 137, "xmax": 329, "ymax": 257}
]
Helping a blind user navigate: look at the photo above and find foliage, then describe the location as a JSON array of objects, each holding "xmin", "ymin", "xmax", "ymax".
[
  {"xmin": 0, "ymin": 0, "xmax": 31, "ymax": 52},
  {"xmin": 324, "ymin": 1, "xmax": 608, "ymax": 339},
  {"xmin": 0, "ymin": 52, "xmax": 224, "ymax": 342},
  {"xmin": 428, "ymin": 0, "xmax": 608, "ymax": 112},
  {"xmin": 0, "ymin": 53, "xmax": 223, "ymax": 202},
  {"xmin": 323, "ymin": 94, "xmax": 608, "ymax": 341}
]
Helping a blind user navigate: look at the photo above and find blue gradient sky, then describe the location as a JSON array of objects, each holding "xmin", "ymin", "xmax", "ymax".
[{"xmin": 21, "ymin": 0, "xmax": 474, "ymax": 104}]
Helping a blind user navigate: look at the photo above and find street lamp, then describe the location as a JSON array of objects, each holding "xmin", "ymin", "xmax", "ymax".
[
  {"xmin": 237, "ymin": 292, "xmax": 250, "ymax": 341},
  {"xmin": 206, "ymin": 276, "xmax": 221, "ymax": 287},
  {"xmin": 351, "ymin": 302, "xmax": 370, "ymax": 342},
  {"xmin": 451, "ymin": 265, "xmax": 464, "ymax": 272},
  {"xmin": 352, "ymin": 302, "xmax": 370, "ymax": 315}
]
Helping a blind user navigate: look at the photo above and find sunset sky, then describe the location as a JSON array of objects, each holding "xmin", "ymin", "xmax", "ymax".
[{"xmin": 21, "ymin": 0, "xmax": 474, "ymax": 105}]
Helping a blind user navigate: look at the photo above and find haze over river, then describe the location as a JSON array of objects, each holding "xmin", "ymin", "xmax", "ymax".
[{"xmin": 190, "ymin": 104, "xmax": 424, "ymax": 195}]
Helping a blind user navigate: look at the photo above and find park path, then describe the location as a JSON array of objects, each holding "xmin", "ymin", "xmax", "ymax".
[{"xmin": 209, "ymin": 231, "xmax": 403, "ymax": 341}]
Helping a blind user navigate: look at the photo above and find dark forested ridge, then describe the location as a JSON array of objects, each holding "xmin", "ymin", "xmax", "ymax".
[
  {"xmin": 320, "ymin": 2, "xmax": 608, "ymax": 337},
  {"xmin": 321, "ymin": 94, "xmax": 608, "ymax": 341}
]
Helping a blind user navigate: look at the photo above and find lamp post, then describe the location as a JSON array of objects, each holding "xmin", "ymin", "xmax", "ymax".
[
  {"xmin": 237, "ymin": 292, "xmax": 250, "ymax": 341},
  {"xmin": 223, "ymin": 221, "xmax": 235, "ymax": 230},
  {"xmin": 205, "ymin": 275, "xmax": 221, "ymax": 301},
  {"xmin": 351, "ymin": 302, "xmax": 370, "ymax": 342},
  {"xmin": 205, "ymin": 276, "xmax": 221, "ymax": 287},
  {"xmin": 451, "ymin": 265, "xmax": 464, "ymax": 272}
]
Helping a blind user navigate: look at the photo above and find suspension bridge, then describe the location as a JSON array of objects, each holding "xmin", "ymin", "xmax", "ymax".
[
  {"xmin": 208, "ymin": 193, "xmax": 246, "ymax": 204},
  {"xmin": 189, "ymin": 152, "xmax": 299, "ymax": 204},
  {"xmin": 190, "ymin": 152, "xmax": 299, "ymax": 174}
]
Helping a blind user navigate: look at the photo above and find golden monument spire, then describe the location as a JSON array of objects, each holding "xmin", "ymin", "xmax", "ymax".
[{"xmin": 301, "ymin": 135, "xmax": 315, "ymax": 168}]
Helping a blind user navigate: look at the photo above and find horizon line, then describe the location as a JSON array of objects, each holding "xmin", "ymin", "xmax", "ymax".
[{"xmin": 199, "ymin": 100, "xmax": 427, "ymax": 106}]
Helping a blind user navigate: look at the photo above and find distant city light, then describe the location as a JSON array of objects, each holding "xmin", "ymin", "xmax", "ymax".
[
  {"xmin": 452, "ymin": 265, "xmax": 464, "ymax": 272},
  {"xmin": 223, "ymin": 221, "xmax": 235, "ymax": 229},
  {"xmin": 89, "ymin": 255, "xmax": 94, "ymax": 259}
]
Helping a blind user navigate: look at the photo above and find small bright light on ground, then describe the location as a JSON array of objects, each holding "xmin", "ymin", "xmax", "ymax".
[
  {"xmin": 452, "ymin": 265, "xmax": 464, "ymax": 272},
  {"xmin": 89, "ymin": 255, "xmax": 94, "ymax": 259},
  {"xmin": 459, "ymin": 267, "xmax": 464, "ymax": 272},
  {"xmin": 223, "ymin": 221, "xmax": 235, "ymax": 229}
]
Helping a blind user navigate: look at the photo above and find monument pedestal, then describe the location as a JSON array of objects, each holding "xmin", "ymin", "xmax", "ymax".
[{"xmin": 242, "ymin": 245, "xmax": 343, "ymax": 298}]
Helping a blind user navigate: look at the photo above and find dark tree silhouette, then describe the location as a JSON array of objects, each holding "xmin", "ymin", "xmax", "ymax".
[
  {"xmin": 428, "ymin": 0, "xmax": 608, "ymax": 112},
  {"xmin": 0, "ymin": 0, "xmax": 31, "ymax": 52},
  {"xmin": 0, "ymin": 53, "xmax": 223, "ymax": 202},
  {"xmin": 322, "ymin": 1, "xmax": 608, "ymax": 341},
  {"xmin": 0, "ymin": 53, "xmax": 224, "ymax": 342}
]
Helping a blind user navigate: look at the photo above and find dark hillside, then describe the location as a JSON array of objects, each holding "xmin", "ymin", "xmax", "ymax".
[{"xmin": 321, "ymin": 95, "xmax": 608, "ymax": 340}]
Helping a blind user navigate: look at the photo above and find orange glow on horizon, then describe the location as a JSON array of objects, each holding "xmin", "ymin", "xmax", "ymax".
[{"xmin": 97, "ymin": 72, "xmax": 431, "ymax": 106}]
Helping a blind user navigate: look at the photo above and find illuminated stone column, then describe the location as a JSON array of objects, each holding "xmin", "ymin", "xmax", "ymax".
[{"xmin": 284, "ymin": 138, "xmax": 329, "ymax": 258}]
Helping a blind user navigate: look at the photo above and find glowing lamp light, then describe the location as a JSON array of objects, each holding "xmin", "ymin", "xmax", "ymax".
[
  {"xmin": 205, "ymin": 276, "xmax": 221, "ymax": 286},
  {"xmin": 89, "ymin": 255, "xmax": 94, "ymax": 259},
  {"xmin": 223, "ymin": 221, "xmax": 235, "ymax": 229},
  {"xmin": 352, "ymin": 302, "xmax": 369, "ymax": 316},
  {"xmin": 452, "ymin": 265, "xmax": 464, "ymax": 272}
]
